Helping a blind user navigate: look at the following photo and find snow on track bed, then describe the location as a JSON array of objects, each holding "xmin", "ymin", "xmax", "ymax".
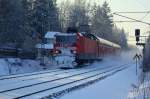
[
  {"xmin": 23, "ymin": 66, "xmax": 129, "ymax": 99},
  {"xmin": 0, "ymin": 63, "xmax": 132, "ymax": 99},
  {"xmin": 0, "ymin": 69, "xmax": 61, "ymax": 80},
  {"xmin": 0, "ymin": 65, "xmax": 118, "ymax": 86},
  {"xmin": 0, "ymin": 66, "xmax": 113, "ymax": 86},
  {"xmin": 0, "ymin": 69, "xmax": 79, "ymax": 85}
]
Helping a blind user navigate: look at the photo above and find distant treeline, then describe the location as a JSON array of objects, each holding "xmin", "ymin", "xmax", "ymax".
[{"xmin": 0, "ymin": 0, "xmax": 128, "ymax": 51}]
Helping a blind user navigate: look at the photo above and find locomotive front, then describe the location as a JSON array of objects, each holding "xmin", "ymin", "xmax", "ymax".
[{"xmin": 54, "ymin": 33, "xmax": 77, "ymax": 69}]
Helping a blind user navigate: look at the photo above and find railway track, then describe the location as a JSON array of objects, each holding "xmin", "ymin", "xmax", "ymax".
[
  {"xmin": 0, "ymin": 69, "xmax": 61, "ymax": 80},
  {"xmin": 0, "ymin": 63, "xmax": 132, "ymax": 99},
  {"xmin": 0, "ymin": 66, "xmax": 114, "ymax": 85}
]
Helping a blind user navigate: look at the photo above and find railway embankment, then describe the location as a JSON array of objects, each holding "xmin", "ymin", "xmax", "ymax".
[
  {"xmin": 127, "ymin": 37, "xmax": 150, "ymax": 99},
  {"xmin": 143, "ymin": 37, "xmax": 150, "ymax": 72}
]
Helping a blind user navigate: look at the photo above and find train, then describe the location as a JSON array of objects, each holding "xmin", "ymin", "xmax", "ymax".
[{"xmin": 53, "ymin": 29, "xmax": 121, "ymax": 68}]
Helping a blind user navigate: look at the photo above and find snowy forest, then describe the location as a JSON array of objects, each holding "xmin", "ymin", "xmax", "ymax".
[{"xmin": 0, "ymin": 0, "xmax": 128, "ymax": 52}]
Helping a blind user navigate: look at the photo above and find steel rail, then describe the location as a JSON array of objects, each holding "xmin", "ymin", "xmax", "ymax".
[
  {"xmin": 0, "ymin": 64, "xmax": 126, "ymax": 93},
  {"xmin": 16, "ymin": 64, "xmax": 130, "ymax": 99}
]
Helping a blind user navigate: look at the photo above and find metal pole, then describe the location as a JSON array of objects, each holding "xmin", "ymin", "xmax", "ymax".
[
  {"xmin": 42, "ymin": 21, "xmax": 46, "ymax": 67},
  {"xmin": 136, "ymin": 58, "xmax": 138, "ymax": 75}
]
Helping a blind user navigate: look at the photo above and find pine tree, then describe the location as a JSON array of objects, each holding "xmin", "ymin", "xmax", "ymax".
[
  {"xmin": 69, "ymin": 0, "xmax": 89, "ymax": 31},
  {"xmin": 21, "ymin": 0, "xmax": 38, "ymax": 51},
  {"xmin": 119, "ymin": 29, "xmax": 127, "ymax": 48},
  {"xmin": 32, "ymin": 0, "xmax": 61, "ymax": 38},
  {"xmin": 91, "ymin": 2, "xmax": 113, "ymax": 40},
  {"xmin": 0, "ymin": 0, "xmax": 24, "ymax": 44},
  {"xmin": 101, "ymin": 1, "xmax": 113, "ymax": 40},
  {"xmin": 22, "ymin": 0, "xmax": 35, "ymax": 36},
  {"xmin": 48, "ymin": 0, "xmax": 61, "ymax": 31},
  {"xmin": 112, "ymin": 26, "xmax": 127, "ymax": 48},
  {"xmin": 32, "ymin": 0, "xmax": 49, "ymax": 37},
  {"xmin": 59, "ymin": 0, "xmax": 71, "ymax": 32}
]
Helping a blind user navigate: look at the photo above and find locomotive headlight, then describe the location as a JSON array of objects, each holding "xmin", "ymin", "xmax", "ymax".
[
  {"xmin": 71, "ymin": 50, "xmax": 76, "ymax": 54},
  {"xmin": 55, "ymin": 50, "xmax": 61, "ymax": 54},
  {"xmin": 55, "ymin": 50, "xmax": 59, "ymax": 54},
  {"xmin": 73, "ymin": 50, "xmax": 77, "ymax": 54}
]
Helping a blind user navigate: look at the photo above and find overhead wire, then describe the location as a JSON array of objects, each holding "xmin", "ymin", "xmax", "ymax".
[
  {"xmin": 114, "ymin": 11, "xmax": 150, "ymax": 14},
  {"xmin": 113, "ymin": 13, "xmax": 150, "ymax": 25},
  {"xmin": 139, "ymin": 11, "xmax": 150, "ymax": 21}
]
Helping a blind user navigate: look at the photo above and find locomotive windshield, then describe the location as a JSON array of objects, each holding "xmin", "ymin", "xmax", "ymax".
[{"xmin": 56, "ymin": 34, "xmax": 77, "ymax": 44}]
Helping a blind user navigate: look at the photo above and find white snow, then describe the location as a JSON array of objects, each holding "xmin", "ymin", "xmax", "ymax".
[
  {"xmin": 0, "ymin": 47, "xmax": 142, "ymax": 99},
  {"xmin": 36, "ymin": 44, "xmax": 54, "ymax": 49},
  {"xmin": 55, "ymin": 48, "xmax": 75, "ymax": 68},
  {"xmin": 127, "ymin": 71, "xmax": 150, "ymax": 99},
  {"xmin": 60, "ymin": 63, "xmax": 137, "ymax": 99},
  {"xmin": 0, "ymin": 59, "xmax": 9, "ymax": 76},
  {"xmin": 60, "ymin": 49, "xmax": 140, "ymax": 99},
  {"xmin": 45, "ymin": 31, "xmax": 60, "ymax": 38},
  {"xmin": 0, "ymin": 58, "xmax": 58, "ymax": 76}
]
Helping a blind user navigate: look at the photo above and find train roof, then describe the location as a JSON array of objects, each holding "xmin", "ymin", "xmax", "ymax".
[
  {"xmin": 79, "ymin": 32, "xmax": 121, "ymax": 48},
  {"xmin": 45, "ymin": 32, "xmax": 76, "ymax": 39},
  {"xmin": 55, "ymin": 33, "xmax": 76, "ymax": 36},
  {"xmin": 45, "ymin": 31, "xmax": 60, "ymax": 38},
  {"xmin": 96, "ymin": 36, "xmax": 121, "ymax": 48}
]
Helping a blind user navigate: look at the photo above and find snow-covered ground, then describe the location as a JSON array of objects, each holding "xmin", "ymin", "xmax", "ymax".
[
  {"xmin": 0, "ymin": 58, "xmax": 58, "ymax": 76},
  {"xmin": 127, "ymin": 71, "xmax": 150, "ymax": 99},
  {"xmin": 0, "ymin": 50, "xmax": 134, "ymax": 76},
  {"xmin": 0, "ymin": 48, "xmax": 142, "ymax": 99},
  {"xmin": 60, "ymin": 62, "xmax": 137, "ymax": 99},
  {"xmin": 60, "ymin": 50, "xmax": 141, "ymax": 99}
]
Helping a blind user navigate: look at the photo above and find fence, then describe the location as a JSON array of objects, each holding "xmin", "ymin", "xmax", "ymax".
[{"xmin": 0, "ymin": 48, "xmax": 36, "ymax": 59}]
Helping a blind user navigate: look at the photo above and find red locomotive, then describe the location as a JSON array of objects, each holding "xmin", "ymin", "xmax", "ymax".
[
  {"xmin": 75, "ymin": 32, "xmax": 121, "ymax": 65},
  {"xmin": 53, "ymin": 30, "xmax": 121, "ymax": 67}
]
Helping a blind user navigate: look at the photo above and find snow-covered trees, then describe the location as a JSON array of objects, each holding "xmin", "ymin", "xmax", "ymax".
[
  {"xmin": 112, "ymin": 26, "xmax": 128, "ymax": 48},
  {"xmin": 32, "ymin": 0, "xmax": 61, "ymax": 37},
  {"xmin": 59, "ymin": 0, "xmax": 90, "ymax": 32},
  {"xmin": 0, "ymin": 0, "xmax": 61, "ymax": 50},
  {"xmin": 91, "ymin": 2, "xmax": 113, "ymax": 40},
  {"xmin": 0, "ymin": 0, "xmax": 128, "ymax": 49},
  {"xmin": 0, "ymin": 0, "xmax": 24, "ymax": 44},
  {"xmin": 69, "ymin": 0, "xmax": 89, "ymax": 27},
  {"xmin": 90, "ymin": 2, "xmax": 127, "ymax": 48},
  {"xmin": 59, "ymin": 0, "xmax": 71, "ymax": 32},
  {"xmin": 58, "ymin": 1, "xmax": 127, "ymax": 48}
]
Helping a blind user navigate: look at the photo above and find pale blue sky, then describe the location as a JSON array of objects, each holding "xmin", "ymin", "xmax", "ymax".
[{"xmin": 107, "ymin": 0, "xmax": 150, "ymax": 44}]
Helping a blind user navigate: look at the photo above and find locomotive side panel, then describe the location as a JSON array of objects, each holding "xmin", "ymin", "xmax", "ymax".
[{"xmin": 76, "ymin": 35, "xmax": 98, "ymax": 63}]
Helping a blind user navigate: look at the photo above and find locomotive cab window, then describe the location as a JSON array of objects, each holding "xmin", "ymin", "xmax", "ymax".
[{"xmin": 56, "ymin": 35, "xmax": 77, "ymax": 44}]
